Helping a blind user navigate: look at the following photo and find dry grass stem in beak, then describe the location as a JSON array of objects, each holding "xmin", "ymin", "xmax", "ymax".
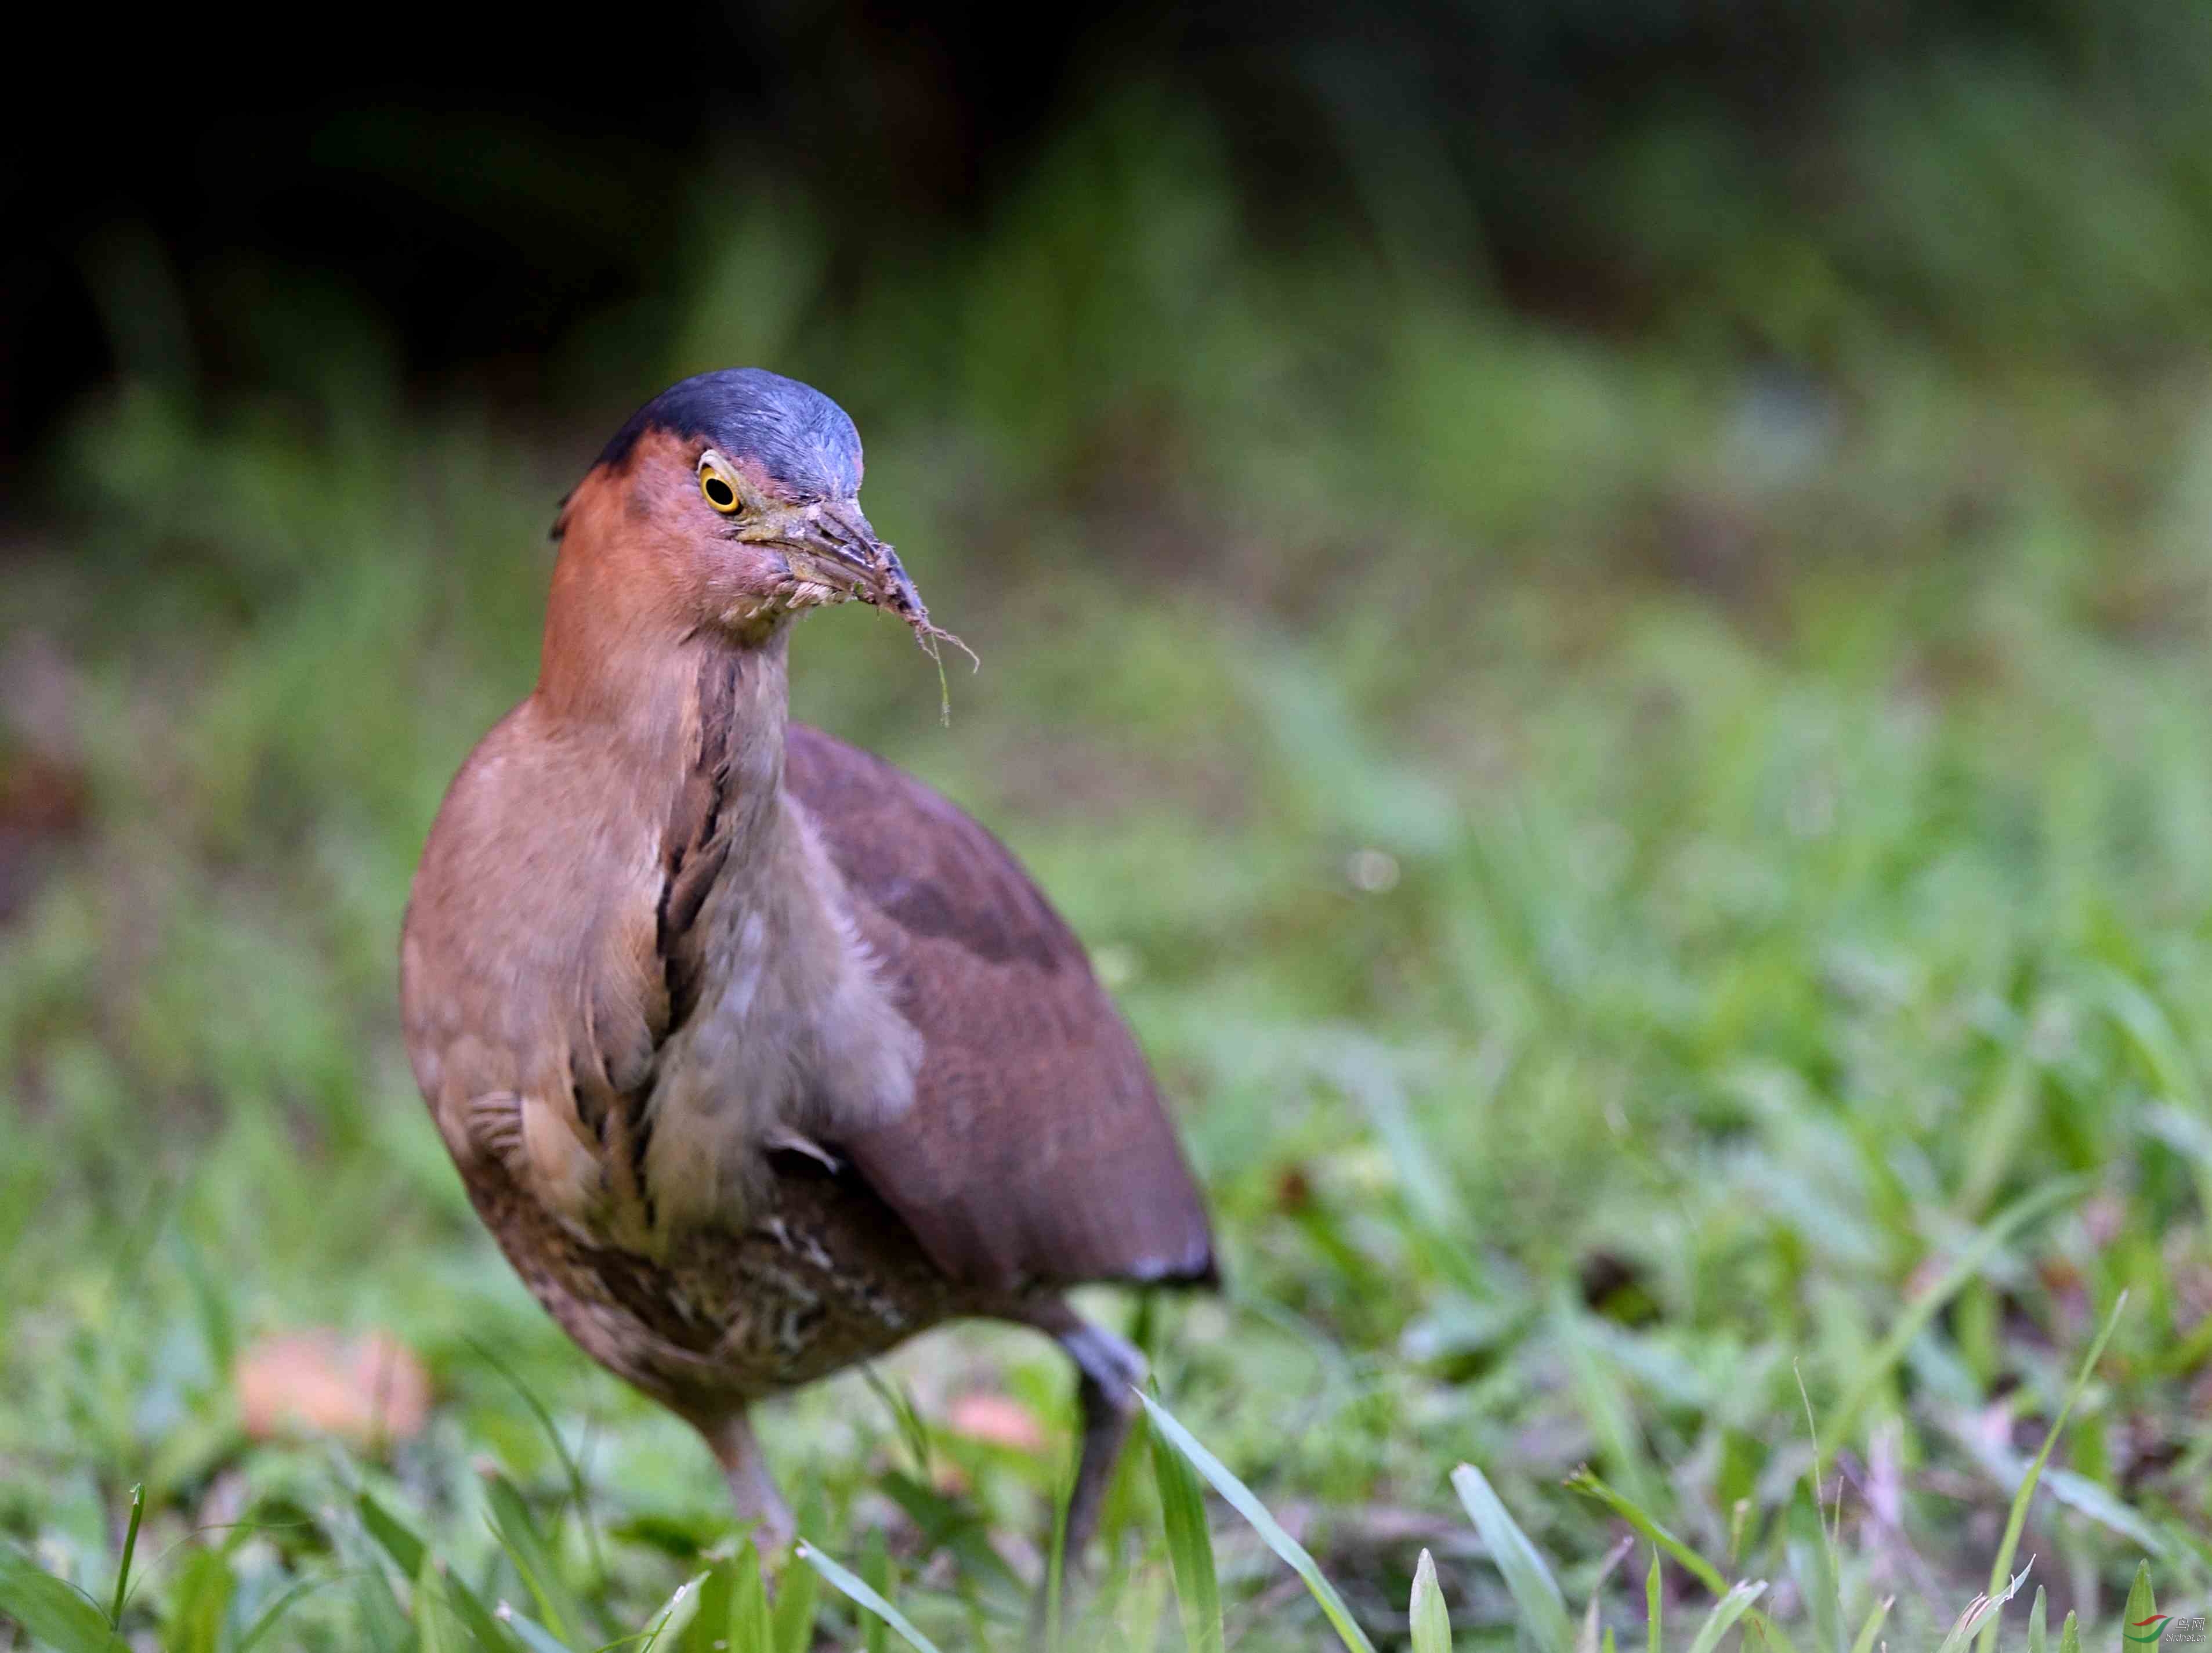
[{"xmin": 870, "ymin": 540, "xmax": 978, "ymax": 725}]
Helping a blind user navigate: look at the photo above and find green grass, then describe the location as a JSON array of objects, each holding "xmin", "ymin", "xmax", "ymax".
[{"xmin": 9, "ymin": 85, "xmax": 2212, "ymax": 1649}]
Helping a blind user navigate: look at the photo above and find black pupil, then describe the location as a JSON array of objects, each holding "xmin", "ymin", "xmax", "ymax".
[{"xmin": 705, "ymin": 476, "xmax": 735, "ymax": 507}]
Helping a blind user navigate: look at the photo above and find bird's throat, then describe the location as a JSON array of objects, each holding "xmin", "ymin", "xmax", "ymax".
[{"xmin": 614, "ymin": 627, "xmax": 922, "ymax": 1249}]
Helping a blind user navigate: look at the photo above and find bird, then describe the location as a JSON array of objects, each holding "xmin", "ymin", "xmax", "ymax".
[{"xmin": 399, "ymin": 367, "xmax": 1216, "ymax": 1563}]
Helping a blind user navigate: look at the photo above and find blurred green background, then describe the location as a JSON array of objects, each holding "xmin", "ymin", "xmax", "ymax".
[{"xmin": 6, "ymin": 3, "xmax": 2212, "ymax": 1646}]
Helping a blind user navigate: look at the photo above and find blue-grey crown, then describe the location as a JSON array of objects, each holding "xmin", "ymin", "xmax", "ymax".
[{"xmin": 595, "ymin": 368, "xmax": 863, "ymax": 501}]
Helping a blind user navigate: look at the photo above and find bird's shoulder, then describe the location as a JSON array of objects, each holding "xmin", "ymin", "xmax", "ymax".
[
  {"xmin": 784, "ymin": 722, "xmax": 1087, "ymax": 976},
  {"xmin": 785, "ymin": 723, "xmax": 1217, "ymax": 1294}
]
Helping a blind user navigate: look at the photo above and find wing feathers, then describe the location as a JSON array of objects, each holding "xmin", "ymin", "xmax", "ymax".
[{"xmin": 785, "ymin": 725, "xmax": 1215, "ymax": 1294}]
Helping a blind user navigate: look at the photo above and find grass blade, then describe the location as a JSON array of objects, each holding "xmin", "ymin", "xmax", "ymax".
[
  {"xmin": 1575, "ymin": 1538, "xmax": 1635, "ymax": 1653},
  {"xmin": 1141, "ymin": 1390, "xmax": 1377, "ymax": 1652},
  {"xmin": 637, "ymin": 1569, "xmax": 709, "ymax": 1650},
  {"xmin": 1560, "ymin": 1301, "xmax": 1664, "ymax": 1521},
  {"xmin": 1147, "ymin": 1406, "xmax": 1225, "ymax": 1653},
  {"xmin": 234, "ymin": 1575, "xmax": 342, "ymax": 1653},
  {"xmin": 464, "ymin": 1333, "xmax": 607, "ymax": 1591},
  {"xmin": 685, "ymin": 1559, "xmax": 731, "ymax": 1653},
  {"xmin": 773, "ymin": 1539, "xmax": 821, "ymax": 1653},
  {"xmin": 1565, "ymin": 1470, "xmax": 1727, "ymax": 1598},
  {"xmin": 1410, "ymin": 1548, "xmax": 1452, "ymax": 1653},
  {"xmin": 729, "ymin": 1542, "xmax": 773, "ymax": 1653},
  {"xmin": 1683, "ymin": 1581, "xmax": 1766, "ymax": 1653},
  {"xmin": 413, "ymin": 1554, "xmax": 469, "ymax": 1653},
  {"xmin": 448, "ymin": 1571, "xmax": 527, "ymax": 1650},
  {"xmin": 1829, "ymin": 1178, "xmax": 2084, "ymax": 1444},
  {"xmin": 501, "ymin": 1611, "xmax": 576, "ymax": 1653},
  {"xmin": 107, "ymin": 1483, "xmax": 144, "ymax": 1627},
  {"xmin": 0, "ymin": 1545, "xmax": 131, "ymax": 1651},
  {"xmin": 356, "ymin": 1491, "xmax": 427, "ymax": 1579},
  {"xmin": 2057, "ymin": 1610, "xmax": 2080, "ymax": 1653},
  {"xmin": 436, "ymin": 1555, "xmax": 528, "ymax": 1653},
  {"xmin": 350, "ymin": 1569, "xmax": 410, "ymax": 1653},
  {"xmin": 1044, "ymin": 1463, "xmax": 1071, "ymax": 1653},
  {"xmin": 863, "ymin": 1366, "xmax": 935, "ymax": 1481},
  {"xmin": 1576, "ymin": 1575, "xmax": 1604, "ymax": 1653},
  {"xmin": 1847, "ymin": 1596, "xmax": 1892, "ymax": 1653},
  {"xmin": 861, "ymin": 1528, "xmax": 893, "ymax": 1653},
  {"xmin": 1756, "ymin": 1612, "xmax": 1804, "ymax": 1653},
  {"xmin": 1975, "ymin": 1292, "xmax": 2127, "ymax": 1653},
  {"xmin": 365, "ymin": 1491, "xmax": 522, "ymax": 1653},
  {"xmin": 2026, "ymin": 1587, "xmax": 2047, "ymax": 1653},
  {"xmin": 2124, "ymin": 1561, "xmax": 2157, "ymax": 1650},
  {"xmin": 1938, "ymin": 1568, "xmax": 2032, "ymax": 1653},
  {"xmin": 877, "ymin": 1470, "xmax": 1026, "ymax": 1604},
  {"xmin": 484, "ymin": 1472, "xmax": 591, "ymax": 1644},
  {"xmin": 162, "ymin": 1546, "xmax": 236, "ymax": 1653},
  {"xmin": 796, "ymin": 1539, "xmax": 944, "ymax": 1653},
  {"xmin": 1785, "ymin": 1485, "xmax": 1840, "ymax": 1653},
  {"xmin": 1450, "ymin": 1463, "xmax": 1574, "ymax": 1653},
  {"xmin": 1646, "ymin": 1551, "xmax": 1661, "ymax": 1653}
]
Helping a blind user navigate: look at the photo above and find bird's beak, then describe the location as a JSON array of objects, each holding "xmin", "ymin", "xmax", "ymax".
[{"xmin": 778, "ymin": 500, "xmax": 929, "ymax": 623}]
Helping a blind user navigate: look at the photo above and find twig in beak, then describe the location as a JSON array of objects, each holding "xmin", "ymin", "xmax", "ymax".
[
  {"xmin": 906, "ymin": 616, "xmax": 979, "ymax": 727},
  {"xmin": 871, "ymin": 540, "xmax": 979, "ymax": 726}
]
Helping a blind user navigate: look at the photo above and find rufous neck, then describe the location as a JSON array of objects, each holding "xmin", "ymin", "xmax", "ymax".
[{"xmin": 535, "ymin": 529, "xmax": 793, "ymax": 776}]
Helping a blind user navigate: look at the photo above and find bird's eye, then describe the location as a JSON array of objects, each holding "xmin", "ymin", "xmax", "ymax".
[{"xmin": 697, "ymin": 456, "xmax": 742, "ymax": 514}]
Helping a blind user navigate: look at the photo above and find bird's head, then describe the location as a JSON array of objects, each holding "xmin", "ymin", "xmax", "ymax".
[{"xmin": 553, "ymin": 368, "xmax": 932, "ymax": 646}]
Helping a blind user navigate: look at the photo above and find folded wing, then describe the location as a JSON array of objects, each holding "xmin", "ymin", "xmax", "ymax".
[{"xmin": 785, "ymin": 724, "xmax": 1216, "ymax": 1294}]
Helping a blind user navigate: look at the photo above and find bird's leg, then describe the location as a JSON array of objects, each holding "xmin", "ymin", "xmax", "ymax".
[
  {"xmin": 1021, "ymin": 1300, "xmax": 1148, "ymax": 1568},
  {"xmin": 700, "ymin": 1410, "xmax": 796, "ymax": 1557}
]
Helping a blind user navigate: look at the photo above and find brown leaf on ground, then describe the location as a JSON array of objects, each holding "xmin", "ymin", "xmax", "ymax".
[
  {"xmin": 236, "ymin": 1330, "xmax": 430, "ymax": 1448},
  {"xmin": 945, "ymin": 1392, "xmax": 1048, "ymax": 1453}
]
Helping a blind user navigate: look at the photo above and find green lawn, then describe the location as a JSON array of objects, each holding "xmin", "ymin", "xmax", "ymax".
[{"xmin": 6, "ymin": 103, "xmax": 2212, "ymax": 1648}]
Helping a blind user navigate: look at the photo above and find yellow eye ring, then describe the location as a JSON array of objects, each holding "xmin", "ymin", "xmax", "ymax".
[{"xmin": 698, "ymin": 460, "xmax": 742, "ymax": 514}]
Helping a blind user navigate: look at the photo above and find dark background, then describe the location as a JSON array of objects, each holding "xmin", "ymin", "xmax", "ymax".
[{"xmin": 15, "ymin": 1, "xmax": 2199, "ymax": 470}]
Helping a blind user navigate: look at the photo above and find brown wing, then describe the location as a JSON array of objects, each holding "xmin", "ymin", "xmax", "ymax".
[{"xmin": 785, "ymin": 724, "xmax": 1215, "ymax": 1294}]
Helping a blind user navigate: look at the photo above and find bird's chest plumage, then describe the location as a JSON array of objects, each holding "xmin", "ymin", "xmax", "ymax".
[{"xmin": 621, "ymin": 790, "xmax": 924, "ymax": 1248}]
